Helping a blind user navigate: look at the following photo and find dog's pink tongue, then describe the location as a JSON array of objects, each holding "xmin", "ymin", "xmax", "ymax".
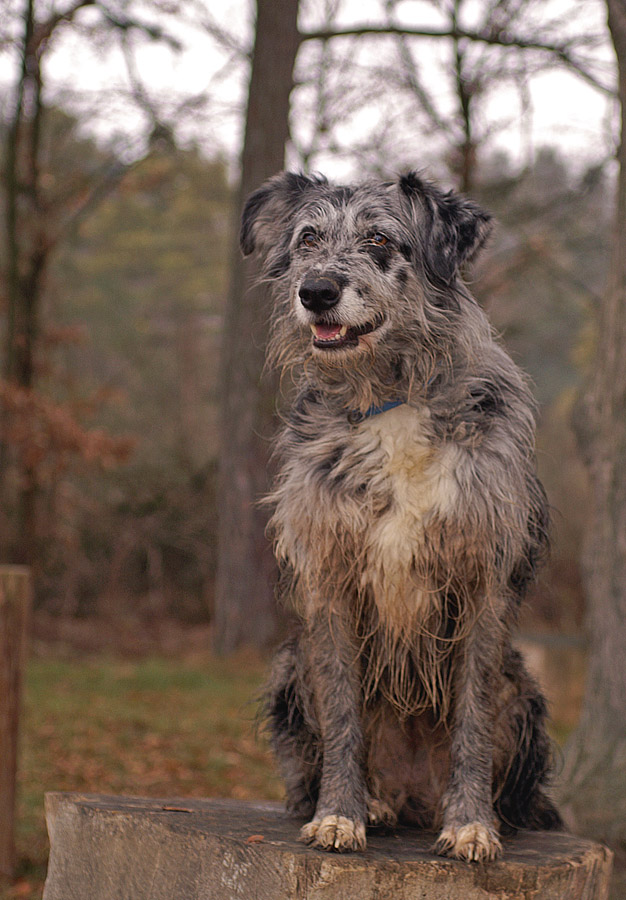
[{"xmin": 315, "ymin": 323, "xmax": 342, "ymax": 340}]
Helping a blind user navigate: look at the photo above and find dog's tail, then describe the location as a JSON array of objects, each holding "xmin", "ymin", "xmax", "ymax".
[{"xmin": 495, "ymin": 646, "xmax": 563, "ymax": 832}]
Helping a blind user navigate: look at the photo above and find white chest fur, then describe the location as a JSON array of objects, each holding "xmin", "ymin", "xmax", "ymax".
[
  {"xmin": 272, "ymin": 403, "xmax": 463, "ymax": 625},
  {"xmin": 354, "ymin": 404, "xmax": 461, "ymax": 623},
  {"xmin": 357, "ymin": 403, "xmax": 459, "ymax": 522}
]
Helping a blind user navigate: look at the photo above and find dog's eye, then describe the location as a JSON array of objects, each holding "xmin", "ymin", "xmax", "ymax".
[
  {"xmin": 300, "ymin": 232, "xmax": 320, "ymax": 248},
  {"xmin": 366, "ymin": 233, "xmax": 389, "ymax": 247}
]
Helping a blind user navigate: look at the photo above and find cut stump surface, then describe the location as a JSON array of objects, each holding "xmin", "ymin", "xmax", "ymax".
[{"xmin": 43, "ymin": 793, "xmax": 613, "ymax": 900}]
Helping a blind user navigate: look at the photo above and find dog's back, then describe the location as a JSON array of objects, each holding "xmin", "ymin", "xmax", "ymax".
[{"xmin": 242, "ymin": 171, "xmax": 562, "ymax": 859}]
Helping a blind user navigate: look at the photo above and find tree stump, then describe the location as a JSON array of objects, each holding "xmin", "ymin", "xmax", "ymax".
[
  {"xmin": 0, "ymin": 565, "xmax": 31, "ymax": 883},
  {"xmin": 43, "ymin": 793, "xmax": 613, "ymax": 900}
]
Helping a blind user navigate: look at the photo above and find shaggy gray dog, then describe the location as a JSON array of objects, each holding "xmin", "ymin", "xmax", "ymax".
[{"xmin": 241, "ymin": 171, "xmax": 562, "ymax": 861}]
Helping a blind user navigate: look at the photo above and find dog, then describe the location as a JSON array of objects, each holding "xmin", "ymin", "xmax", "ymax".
[{"xmin": 240, "ymin": 170, "xmax": 562, "ymax": 862}]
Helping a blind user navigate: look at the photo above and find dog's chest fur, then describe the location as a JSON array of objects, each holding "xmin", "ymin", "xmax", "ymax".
[{"xmin": 272, "ymin": 402, "xmax": 462, "ymax": 626}]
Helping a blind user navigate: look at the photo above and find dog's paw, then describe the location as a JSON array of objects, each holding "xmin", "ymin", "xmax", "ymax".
[
  {"xmin": 299, "ymin": 815, "xmax": 367, "ymax": 852},
  {"xmin": 434, "ymin": 822, "xmax": 502, "ymax": 863},
  {"xmin": 367, "ymin": 796, "xmax": 397, "ymax": 827}
]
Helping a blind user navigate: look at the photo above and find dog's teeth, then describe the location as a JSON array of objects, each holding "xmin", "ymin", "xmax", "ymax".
[
  {"xmin": 310, "ymin": 324, "xmax": 318, "ymax": 336},
  {"xmin": 339, "ymin": 325, "xmax": 348, "ymax": 336}
]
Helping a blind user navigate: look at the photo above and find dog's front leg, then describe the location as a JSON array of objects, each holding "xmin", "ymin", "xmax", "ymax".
[
  {"xmin": 435, "ymin": 603, "xmax": 504, "ymax": 863},
  {"xmin": 299, "ymin": 609, "xmax": 367, "ymax": 852}
]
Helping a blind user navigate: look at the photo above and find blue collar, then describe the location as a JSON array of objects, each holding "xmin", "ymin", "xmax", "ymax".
[
  {"xmin": 364, "ymin": 399, "xmax": 405, "ymax": 417},
  {"xmin": 348, "ymin": 399, "xmax": 405, "ymax": 423}
]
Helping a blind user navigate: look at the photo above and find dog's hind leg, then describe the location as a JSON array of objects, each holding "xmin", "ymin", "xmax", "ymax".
[
  {"xmin": 298, "ymin": 608, "xmax": 368, "ymax": 851},
  {"xmin": 434, "ymin": 601, "xmax": 505, "ymax": 863}
]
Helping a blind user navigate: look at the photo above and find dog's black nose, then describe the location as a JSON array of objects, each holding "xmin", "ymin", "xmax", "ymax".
[{"xmin": 299, "ymin": 276, "xmax": 341, "ymax": 313}]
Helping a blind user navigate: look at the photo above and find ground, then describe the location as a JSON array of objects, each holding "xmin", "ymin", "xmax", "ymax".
[
  {"xmin": 1, "ymin": 612, "xmax": 623, "ymax": 900},
  {"xmin": 2, "ymin": 614, "xmax": 281, "ymax": 900}
]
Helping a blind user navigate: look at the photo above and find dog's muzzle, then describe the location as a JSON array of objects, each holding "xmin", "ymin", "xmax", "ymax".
[{"xmin": 298, "ymin": 274, "xmax": 385, "ymax": 351}]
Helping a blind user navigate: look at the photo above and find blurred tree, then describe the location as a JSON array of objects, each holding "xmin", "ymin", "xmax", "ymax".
[
  {"xmin": 0, "ymin": 101, "xmax": 232, "ymax": 619},
  {"xmin": 0, "ymin": 0, "xmax": 184, "ymax": 570},
  {"xmin": 558, "ymin": 0, "xmax": 626, "ymax": 851},
  {"xmin": 477, "ymin": 147, "xmax": 610, "ymax": 408},
  {"xmin": 214, "ymin": 0, "xmax": 300, "ymax": 654},
  {"xmin": 49, "ymin": 143, "xmax": 231, "ymax": 619}
]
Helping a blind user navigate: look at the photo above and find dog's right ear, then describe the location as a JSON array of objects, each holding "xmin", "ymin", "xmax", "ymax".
[{"xmin": 240, "ymin": 172, "xmax": 325, "ymax": 257}]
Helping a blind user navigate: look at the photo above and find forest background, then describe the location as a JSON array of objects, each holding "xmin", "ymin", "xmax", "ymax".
[
  {"xmin": 0, "ymin": 0, "xmax": 613, "ymax": 632},
  {"xmin": 1, "ymin": 0, "xmax": 625, "ymax": 895}
]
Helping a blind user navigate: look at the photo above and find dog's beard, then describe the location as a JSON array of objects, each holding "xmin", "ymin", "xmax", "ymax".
[{"xmin": 267, "ymin": 297, "xmax": 444, "ymax": 414}]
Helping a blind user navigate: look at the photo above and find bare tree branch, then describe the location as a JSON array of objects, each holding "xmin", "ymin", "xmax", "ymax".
[
  {"xmin": 97, "ymin": 5, "xmax": 183, "ymax": 52},
  {"xmin": 300, "ymin": 23, "xmax": 615, "ymax": 96},
  {"xmin": 199, "ymin": 14, "xmax": 250, "ymax": 60},
  {"xmin": 382, "ymin": 0, "xmax": 456, "ymax": 136},
  {"xmin": 31, "ymin": 0, "xmax": 97, "ymax": 47}
]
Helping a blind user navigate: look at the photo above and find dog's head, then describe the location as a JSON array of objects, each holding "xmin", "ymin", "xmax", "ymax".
[{"xmin": 240, "ymin": 171, "xmax": 492, "ymax": 363}]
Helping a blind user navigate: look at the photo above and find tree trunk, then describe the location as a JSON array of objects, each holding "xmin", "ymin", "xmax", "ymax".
[
  {"xmin": 213, "ymin": 0, "xmax": 301, "ymax": 654},
  {"xmin": 1, "ymin": 0, "xmax": 49, "ymax": 567},
  {"xmin": 0, "ymin": 567, "xmax": 31, "ymax": 884},
  {"xmin": 559, "ymin": 0, "xmax": 626, "ymax": 848}
]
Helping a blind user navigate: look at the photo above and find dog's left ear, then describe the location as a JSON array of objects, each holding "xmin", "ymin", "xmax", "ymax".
[{"xmin": 399, "ymin": 172, "xmax": 493, "ymax": 285}]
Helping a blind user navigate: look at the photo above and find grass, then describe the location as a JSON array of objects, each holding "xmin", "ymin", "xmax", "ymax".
[{"xmin": 4, "ymin": 650, "xmax": 282, "ymax": 900}]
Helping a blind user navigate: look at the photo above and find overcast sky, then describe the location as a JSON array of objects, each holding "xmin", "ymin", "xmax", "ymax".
[{"xmin": 0, "ymin": 0, "xmax": 617, "ymax": 181}]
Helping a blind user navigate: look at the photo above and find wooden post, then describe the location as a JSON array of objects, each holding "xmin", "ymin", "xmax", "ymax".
[{"xmin": 0, "ymin": 566, "xmax": 31, "ymax": 883}]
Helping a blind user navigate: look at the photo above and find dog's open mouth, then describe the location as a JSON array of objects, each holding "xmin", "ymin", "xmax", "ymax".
[{"xmin": 310, "ymin": 315, "xmax": 384, "ymax": 350}]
